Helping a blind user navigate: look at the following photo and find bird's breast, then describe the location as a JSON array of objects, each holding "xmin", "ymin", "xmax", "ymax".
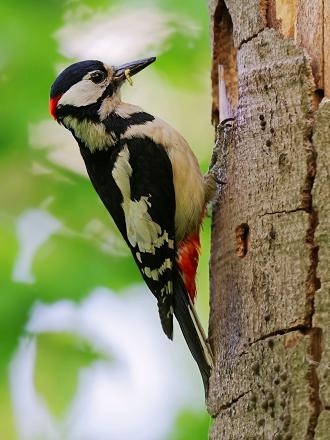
[{"xmin": 63, "ymin": 116, "xmax": 118, "ymax": 152}]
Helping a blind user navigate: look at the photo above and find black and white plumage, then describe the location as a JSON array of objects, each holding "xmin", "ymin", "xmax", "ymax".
[{"xmin": 50, "ymin": 58, "xmax": 213, "ymax": 396}]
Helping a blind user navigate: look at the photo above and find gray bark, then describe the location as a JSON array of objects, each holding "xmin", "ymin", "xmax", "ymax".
[{"xmin": 208, "ymin": 1, "xmax": 330, "ymax": 439}]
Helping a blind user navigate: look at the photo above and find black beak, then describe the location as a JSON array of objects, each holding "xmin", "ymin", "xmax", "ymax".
[{"xmin": 113, "ymin": 57, "xmax": 156, "ymax": 81}]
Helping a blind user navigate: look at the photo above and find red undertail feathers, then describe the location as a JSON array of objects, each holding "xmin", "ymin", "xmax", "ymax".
[{"xmin": 177, "ymin": 232, "xmax": 201, "ymax": 303}]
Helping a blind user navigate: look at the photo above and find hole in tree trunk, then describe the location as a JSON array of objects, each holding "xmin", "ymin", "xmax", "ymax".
[
  {"xmin": 235, "ymin": 223, "xmax": 250, "ymax": 258},
  {"xmin": 313, "ymin": 89, "xmax": 325, "ymax": 109}
]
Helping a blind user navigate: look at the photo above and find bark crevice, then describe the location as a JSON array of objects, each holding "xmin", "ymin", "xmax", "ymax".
[
  {"xmin": 248, "ymin": 325, "xmax": 309, "ymax": 347},
  {"xmin": 212, "ymin": 390, "xmax": 251, "ymax": 417},
  {"xmin": 304, "ymin": 115, "xmax": 322, "ymax": 439},
  {"xmin": 259, "ymin": 207, "xmax": 306, "ymax": 218},
  {"xmin": 238, "ymin": 28, "xmax": 266, "ymax": 49}
]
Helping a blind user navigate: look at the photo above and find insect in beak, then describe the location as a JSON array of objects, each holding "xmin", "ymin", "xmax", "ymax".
[
  {"xmin": 124, "ymin": 69, "xmax": 134, "ymax": 86},
  {"xmin": 113, "ymin": 57, "xmax": 156, "ymax": 84}
]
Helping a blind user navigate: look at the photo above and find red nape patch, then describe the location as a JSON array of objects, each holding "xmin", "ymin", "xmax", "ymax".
[
  {"xmin": 177, "ymin": 233, "xmax": 201, "ymax": 303},
  {"xmin": 49, "ymin": 95, "xmax": 62, "ymax": 120}
]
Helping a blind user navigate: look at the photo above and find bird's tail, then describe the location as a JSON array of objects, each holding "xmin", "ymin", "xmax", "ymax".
[{"xmin": 173, "ymin": 268, "xmax": 213, "ymax": 398}]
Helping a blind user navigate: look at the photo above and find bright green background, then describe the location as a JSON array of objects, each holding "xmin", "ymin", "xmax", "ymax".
[{"xmin": 0, "ymin": 0, "xmax": 213, "ymax": 438}]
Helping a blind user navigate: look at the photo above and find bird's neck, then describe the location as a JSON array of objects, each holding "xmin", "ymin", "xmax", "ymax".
[
  {"xmin": 99, "ymin": 97, "xmax": 143, "ymax": 121},
  {"xmin": 63, "ymin": 98, "xmax": 146, "ymax": 153}
]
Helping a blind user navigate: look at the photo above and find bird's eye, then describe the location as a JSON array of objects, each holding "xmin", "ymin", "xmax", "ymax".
[{"xmin": 90, "ymin": 71, "xmax": 106, "ymax": 84}]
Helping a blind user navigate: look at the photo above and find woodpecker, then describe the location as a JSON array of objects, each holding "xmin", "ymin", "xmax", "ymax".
[{"xmin": 50, "ymin": 57, "xmax": 214, "ymax": 396}]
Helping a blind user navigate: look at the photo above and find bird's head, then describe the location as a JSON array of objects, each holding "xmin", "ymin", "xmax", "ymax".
[{"xmin": 50, "ymin": 57, "xmax": 156, "ymax": 122}]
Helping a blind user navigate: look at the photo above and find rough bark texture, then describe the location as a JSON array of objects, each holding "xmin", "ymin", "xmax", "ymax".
[
  {"xmin": 208, "ymin": 1, "xmax": 330, "ymax": 439},
  {"xmin": 312, "ymin": 99, "xmax": 330, "ymax": 439}
]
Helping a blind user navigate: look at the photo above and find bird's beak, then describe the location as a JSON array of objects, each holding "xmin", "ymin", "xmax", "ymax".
[{"xmin": 113, "ymin": 57, "xmax": 156, "ymax": 82}]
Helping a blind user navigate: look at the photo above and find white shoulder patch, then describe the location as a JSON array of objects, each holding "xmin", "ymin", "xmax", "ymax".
[
  {"xmin": 112, "ymin": 145, "xmax": 172, "ymax": 254},
  {"xmin": 125, "ymin": 195, "xmax": 162, "ymax": 252},
  {"xmin": 111, "ymin": 145, "xmax": 132, "ymax": 198}
]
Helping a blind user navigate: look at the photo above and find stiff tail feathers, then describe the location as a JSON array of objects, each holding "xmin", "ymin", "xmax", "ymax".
[{"xmin": 173, "ymin": 268, "xmax": 213, "ymax": 398}]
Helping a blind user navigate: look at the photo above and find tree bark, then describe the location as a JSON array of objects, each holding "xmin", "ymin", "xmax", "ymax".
[{"xmin": 207, "ymin": 1, "xmax": 330, "ymax": 438}]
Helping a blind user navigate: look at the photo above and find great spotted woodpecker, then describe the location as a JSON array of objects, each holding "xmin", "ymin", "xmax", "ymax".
[{"xmin": 50, "ymin": 57, "xmax": 215, "ymax": 396}]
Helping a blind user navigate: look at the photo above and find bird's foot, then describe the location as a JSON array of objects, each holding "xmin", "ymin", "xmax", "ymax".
[{"xmin": 204, "ymin": 118, "xmax": 235, "ymax": 203}]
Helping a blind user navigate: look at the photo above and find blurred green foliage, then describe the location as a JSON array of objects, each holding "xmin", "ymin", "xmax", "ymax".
[
  {"xmin": 35, "ymin": 333, "xmax": 105, "ymax": 417},
  {"xmin": 0, "ymin": 0, "xmax": 213, "ymax": 438}
]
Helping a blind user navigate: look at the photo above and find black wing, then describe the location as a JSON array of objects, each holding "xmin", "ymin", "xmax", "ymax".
[
  {"xmin": 79, "ymin": 137, "xmax": 176, "ymax": 339},
  {"xmin": 123, "ymin": 138, "xmax": 176, "ymax": 338}
]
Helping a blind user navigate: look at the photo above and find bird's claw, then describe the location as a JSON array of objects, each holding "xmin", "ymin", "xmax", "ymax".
[
  {"xmin": 219, "ymin": 117, "xmax": 235, "ymax": 127},
  {"xmin": 204, "ymin": 118, "xmax": 235, "ymax": 202},
  {"xmin": 213, "ymin": 177, "xmax": 227, "ymax": 185}
]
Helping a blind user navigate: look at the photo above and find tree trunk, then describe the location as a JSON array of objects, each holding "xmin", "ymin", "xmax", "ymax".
[{"xmin": 207, "ymin": 1, "xmax": 330, "ymax": 438}]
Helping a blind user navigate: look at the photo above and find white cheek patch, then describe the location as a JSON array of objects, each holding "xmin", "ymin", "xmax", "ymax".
[
  {"xmin": 59, "ymin": 79, "xmax": 107, "ymax": 108},
  {"xmin": 112, "ymin": 145, "xmax": 171, "ymax": 254}
]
